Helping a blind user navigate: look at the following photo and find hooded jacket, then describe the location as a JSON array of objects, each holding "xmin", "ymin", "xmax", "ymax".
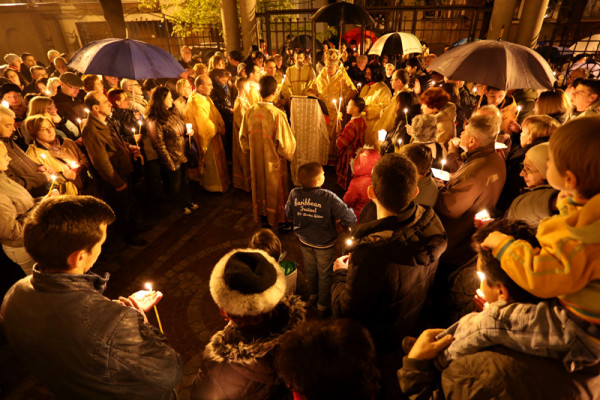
[
  {"xmin": 331, "ymin": 203, "xmax": 447, "ymax": 354},
  {"xmin": 191, "ymin": 296, "xmax": 305, "ymax": 400},
  {"xmin": 343, "ymin": 148, "xmax": 380, "ymax": 219}
]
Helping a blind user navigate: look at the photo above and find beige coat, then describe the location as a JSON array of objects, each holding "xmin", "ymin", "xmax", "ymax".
[{"xmin": 435, "ymin": 102, "xmax": 457, "ymax": 146}]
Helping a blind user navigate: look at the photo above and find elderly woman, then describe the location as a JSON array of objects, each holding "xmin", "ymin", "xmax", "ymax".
[
  {"xmin": 146, "ymin": 86, "xmax": 197, "ymax": 214},
  {"xmin": 0, "ymin": 141, "xmax": 36, "ymax": 275},
  {"xmin": 24, "ymin": 114, "xmax": 89, "ymax": 195},
  {"xmin": 174, "ymin": 78, "xmax": 193, "ymax": 116},
  {"xmin": 305, "ymin": 49, "xmax": 357, "ymax": 163},
  {"xmin": 359, "ymin": 64, "xmax": 392, "ymax": 145},
  {"xmin": 409, "ymin": 114, "xmax": 447, "ymax": 169},
  {"xmin": 419, "ymin": 87, "xmax": 457, "ymax": 147}
]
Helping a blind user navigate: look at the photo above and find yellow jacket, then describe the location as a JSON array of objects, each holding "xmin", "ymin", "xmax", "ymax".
[{"xmin": 492, "ymin": 196, "xmax": 600, "ymax": 324}]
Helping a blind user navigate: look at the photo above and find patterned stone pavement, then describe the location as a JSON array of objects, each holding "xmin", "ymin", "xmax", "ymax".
[{"xmin": 1, "ymin": 167, "xmax": 349, "ymax": 399}]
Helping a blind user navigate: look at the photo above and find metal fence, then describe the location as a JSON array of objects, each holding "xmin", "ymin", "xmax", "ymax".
[
  {"xmin": 257, "ymin": 5, "xmax": 492, "ymax": 56},
  {"xmin": 76, "ymin": 20, "xmax": 224, "ymax": 60}
]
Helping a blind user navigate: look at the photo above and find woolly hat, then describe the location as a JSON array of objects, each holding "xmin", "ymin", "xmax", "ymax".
[
  {"xmin": 3, "ymin": 53, "xmax": 20, "ymax": 65},
  {"xmin": 59, "ymin": 72, "xmax": 83, "ymax": 88},
  {"xmin": 0, "ymin": 83, "xmax": 22, "ymax": 99},
  {"xmin": 525, "ymin": 142, "xmax": 549, "ymax": 179},
  {"xmin": 210, "ymin": 248, "xmax": 286, "ymax": 316}
]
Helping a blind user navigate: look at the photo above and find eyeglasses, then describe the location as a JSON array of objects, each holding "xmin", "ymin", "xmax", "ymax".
[{"xmin": 520, "ymin": 163, "xmax": 538, "ymax": 175}]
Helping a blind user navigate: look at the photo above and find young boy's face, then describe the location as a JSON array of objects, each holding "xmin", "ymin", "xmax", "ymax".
[
  {"xmin": 476, "ymin": 258, "xmax": 500, "ymax": 303},
  {"xmin": 315, "ymin": 170, "xmax": 325, "ymax": 187},
  {"xmin": 346, "ymin": 100, "xmax": 359, "ymax": 115}
]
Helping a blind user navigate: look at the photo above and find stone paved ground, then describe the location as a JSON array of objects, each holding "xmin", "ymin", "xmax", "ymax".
[{"xmin": 0, "ymin": 167, "xmax": 350, "ymax": 399}]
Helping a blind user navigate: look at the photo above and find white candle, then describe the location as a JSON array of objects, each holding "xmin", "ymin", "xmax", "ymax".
[
  {"xmin": 516, "ymin": 105, "xmax": 522, "ymax": 120},
  {"xmin": 144, "ymin": 282, "xmax": 164, "ymax": 334},
  {"xmin": 441, "ymin": 158, "xmax": 447, "ymax": 172},
  {"xmin": 378, "ymin": 129, "xmax": 387, "ymax": 142},
  {"xmin": 403, "ymin": 108, "xmax": 409, "ymax": 124},
  {"xmin": 475, "ymin": 209, "xmax": 491, "ymax": 223},
  {"xmin": 47, "ymin": 174, "xmax": 57, "ymax": 195}
]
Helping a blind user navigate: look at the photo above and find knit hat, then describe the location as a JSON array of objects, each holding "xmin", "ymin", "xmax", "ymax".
[
  {"xmin": 210, "ymin": 249, "xmax": 286, "ymax": 316},
  {"xmin": 3, "ymin": 53, "xmax": 20, "ymax": 65},
  {"xmin": 0, "ymin": 83, "xmax": 22, "ymax": 99},
  {"xmin": 525, "ymin": 142, "xmax": 549, "ymax": 179},
  {"xmin": 59, "ymin": 72, "xmax": 83, "ymax": 88}
]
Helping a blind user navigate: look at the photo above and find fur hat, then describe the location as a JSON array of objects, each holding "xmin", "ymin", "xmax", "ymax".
[
  {"xmin": 210, "ymin": 248, "xmax": 286, "ymax": 316},
  {"xmin": 3, "ymin": 53, "xmax": 20, "ymax": 65},
  {"xmin": 526, "ymin": 142, "xmax": 549, "ymax": 179}
]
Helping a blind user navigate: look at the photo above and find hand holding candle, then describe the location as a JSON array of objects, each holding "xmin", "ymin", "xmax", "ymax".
[
  {"xmin": 403, "ymin": 107, "xmax": 409, "ymax": 124},
  {"xmin": 47, "ymin": 174, "xmax": 57, "ymax": 195},
  {"xmin": 131, "ymin": 283, "xmax": 164, "ymax": 333},
  {"xmin": 515, "ymin": 105, "xmax": 522, "ymax": 120}
]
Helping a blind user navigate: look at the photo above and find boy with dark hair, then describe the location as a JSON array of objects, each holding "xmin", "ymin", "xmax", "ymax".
[
  {"xmin": 1, "ymin": 195, "xmax": 183, "ymax": 399},
  {"xmin": 399, "ymin": 143, "xmax": 438, "ymax": 207},
  {"xmin": 286, "ymin": 162, "xmax": 356, "ymax": 317},
  {"xmin": 332, "ymin": 153, "xmax": 447, "ymax": 355}
]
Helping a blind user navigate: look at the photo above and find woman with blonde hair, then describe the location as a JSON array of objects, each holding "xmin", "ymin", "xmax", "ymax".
[
  {"xmin": 534, "ymin": 89, "xmax": 572, "ymax": 123},
  {"xmin": 24, "ymin": 114, "xmax": 89, "ymax": 195},
  {"xmin": 46, "ymin": 77, "xmax": 61, "ymax": 97},
  {"xmin": 208, "ymin": 54, "xmax": 225, "ymax": 71},
  {"xmin": 25, "ymin": 96, "xmax": 80, "ymax": 142},
  {"xmin": 193, "ymin": 63, "xmax": 208, "ymax": 78}
]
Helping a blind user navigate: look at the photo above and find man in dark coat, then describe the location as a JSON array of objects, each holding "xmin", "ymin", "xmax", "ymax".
[
  {"xmin": 1, "ymin": 196, "xmax": 182, "ymax": 400},
  {"xmin": 82, "ymin": 91, "xmax": 145, "ymax": 246},
  {"xmin": 331, "ymin": 154, "xmax": 447, "ymax": 356}
]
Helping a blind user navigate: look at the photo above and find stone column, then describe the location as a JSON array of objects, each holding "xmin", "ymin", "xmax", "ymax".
[
  {"xmin": 220, "ymin": 0, "xmax": 241, "ymax": 53},
  {"xmin": 239, "ymin": 0, "xmax": 258, "ymax": 54},
  {"xmin": 515, "ymin": 0, "xmax": 550, "ymax": 48},
  {"xmin": 486, "ymin": 0, "xmax": 520, "ymax": 41}
]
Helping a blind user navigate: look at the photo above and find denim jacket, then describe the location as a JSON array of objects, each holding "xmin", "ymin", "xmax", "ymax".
[{"xmin": 1, "ymin": 266, "xmax": 182, "ymax": 399}]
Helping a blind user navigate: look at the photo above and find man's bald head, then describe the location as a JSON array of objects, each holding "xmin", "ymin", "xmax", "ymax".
[{"xmin": 195, "ymin": 75, "xmax": 213, "ymax": 96}]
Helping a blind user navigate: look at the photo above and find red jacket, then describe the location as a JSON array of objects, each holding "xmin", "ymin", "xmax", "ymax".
[{"xmin": 343, "ymin": 148, "xmax": 380, "ymax": 219}]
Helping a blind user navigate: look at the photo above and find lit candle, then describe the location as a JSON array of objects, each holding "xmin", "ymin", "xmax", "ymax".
[
  {"xmin": 40, "ymin": 153, "xmax": 47, "ymax": 165},
  {"xmin": 77, "ymin": 118, "xmax": 82, "ymax": 131},
  {"xmin": 378, "ymin": 129, "xmax": 387, "ymax": 142},
  {"xmin": 68, "ymin": 161, "xmax": 79, "ymax": 169},
  {"xmin": 516, "ymin": 105, "xmax": 522, "ymax": 120},
  {"xmin": 474, "ymin": 209, "xmax": 491, "ymax": 225},
  {"xmin": 472, "ymin": 86, "xmax": 477, "ymax": 94},
  {"xmin": 186, "ymin": 123, "xmax": 193, "ymax": 146},
  {"xmin": 346, "ymin": 238, "xmax": 353, "ymax": 246},
  {"xmin": 476, "ymin": 271, "xmax": 486, "ymax": 283},
  {"xmin": 403, "ymin": 107, "xmax": 409, "ymax": 124},
  {"xmin": 47, "ymin": 174, "xmax": 57, "ymax": 195},
  {"xmin": 84, "ymin": 108, "xmax": 90, "ymax": 115},
  {"xmin": 137, "ymin": 120, "xmax": 142, "ymax": 133},
  {"xmin": 333, "ymin": 99, "xmax": 337, "ymax": 106},
  {"xmin": 145, "ymin": 283, "xmax": 164, "ymax": 334},
  {"xmin": 441, "ymin": 158, "xmax": 447, "ymax": 172},
  {"xmin": 1, "ymin": 100, "xmax": 8, "ymax": 108},
  {"xmin": 131, "ymin": 128, "xmax": 140, "ymax": 146},
  {"xmin": 45, "ymin": 90, "xmax": 52, "ymax": 96}
]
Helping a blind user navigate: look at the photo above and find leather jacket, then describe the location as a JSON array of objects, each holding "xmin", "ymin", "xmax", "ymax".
[
  {"xmin": 146, "ymin": 110, "xmax": 188, "ymax": 171},
  {"xmin": 1, "ymin": 267, "xmax": 183, "ymax": 399}
]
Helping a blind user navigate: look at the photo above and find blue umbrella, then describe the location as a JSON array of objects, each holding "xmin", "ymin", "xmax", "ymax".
[{"xmin": 67, "ymin": 38, "xmax": 185, "ymax": 80}]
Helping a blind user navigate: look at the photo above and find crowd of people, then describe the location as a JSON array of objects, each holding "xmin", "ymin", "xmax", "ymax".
[{"xmin": 0, "ymin": 34, "xmax": 600, "ymax": 399}]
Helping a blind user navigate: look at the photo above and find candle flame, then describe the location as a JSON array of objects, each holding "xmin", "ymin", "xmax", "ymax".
[
  {"xmin": 1, "ymin": 100, "xmax": 9, "ymax": 108},
  {"xmin": 517, "ymin": 105, "xmax": 522, "ymax": 112},
  {"xmin": 69, "ymin": 161, "xmax": 78, "ymax": 169},
  {"xmin": 138, "ymin": 120, "xmax": 142, "ymax": 126},
  {"xmin": 333, "ymin": 99, "xmax": 337, "ymax": 105},
  {"xmin": 145, "ymin": 282, "xmax": 152, "ymax": 291},
  {"xmin": 346, "ymin": 238, "xmax": 353, "ymax": 246},
  {"xmin": 475, "ymin": 209, "xmax": 490, "ymax": 220},
  {"xmin": 403, "ymin": 108, "xmax": 408, "ymax": 114},
  {"xmin": 50, "ymin": 174, "xmax": 57, "ymax": 181},
  {"xmin": 84, "ymin": 108, "xmax": 90, "ymax": 114},
  {"xmin": 442, "ymin": 159, "xmax": 447, "ymax": 166},
  {"xmin": 45, "ymin": 90, "xmax": 51, "ymax": 96},
  {"xmin": 77, "ymin": 118, "xmax": 81, "ymax": 124},
  {"xmin": 476, "ymin": 288, "xmax": 485, "ymax": 299},
  {"xmin": 476, "ymin": 271, "xmax": 486, "ymax": 282},
  {"xmin": 397, "ymin": 138, "xmax": 402, "ymax": 144},
  {"xmin": 378, "ymin": 129, "xmax": 387, "ymax": 142},
  {"xmin": 473, "ymin": 87, "xmax": 477, "ymax": 94},
  {"xmin": 41, "ymin": 153, "xmax": 47, "ymax": 159},
  {"xmin": 131, "ymin": 128, "xmax": 136, "ymax": 133}
]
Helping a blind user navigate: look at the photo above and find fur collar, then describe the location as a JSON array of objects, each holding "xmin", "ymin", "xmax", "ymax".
[{"xmin": 204, "ymin": 295, "xmax": 305, "ymax": 365}]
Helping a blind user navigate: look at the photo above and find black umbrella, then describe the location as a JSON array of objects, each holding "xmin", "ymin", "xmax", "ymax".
[
  {"xmin": 288, "ymin": 35, "xmax": 323, "ymax": 51},
  {"xmin": 311, "ymin": 1, "xmax": 375, "ymax": 26}
]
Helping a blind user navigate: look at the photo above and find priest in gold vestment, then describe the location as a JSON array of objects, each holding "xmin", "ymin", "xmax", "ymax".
[
  {"xmin": 240, "ymin": 76, "xmax": 296, "ymax": 227},
  {"xmin": 360, "ymin": 64, "xmax": 392, "ymax": 145}
]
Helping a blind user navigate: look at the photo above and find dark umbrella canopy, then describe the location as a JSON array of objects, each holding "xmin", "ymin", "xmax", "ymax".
[
  {"xmin": 311, "ymin": 1, "xmax": 375, "ymax": 26},
  {"xmin": 288, "ymin": 35, "xmax": 324, "ymax": 51},
  {"xmin": 428, "ymin": 40, "xmax": 556, "ymax": 90},
  {"xmin": 68, "ymin": 38, "xmax": 185, "ymax": 80}
]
